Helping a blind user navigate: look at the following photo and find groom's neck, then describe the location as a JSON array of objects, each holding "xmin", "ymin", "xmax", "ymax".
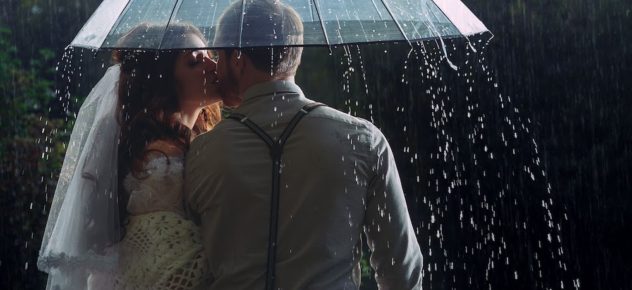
[{"xmin": 238, "ymin": 72, "xmax": 296, "ymax": 98}]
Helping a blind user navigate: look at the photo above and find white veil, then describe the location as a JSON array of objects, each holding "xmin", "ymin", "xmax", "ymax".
[{"xmin": 38, "ymin": 64, "xmax": 122, "ymax": 290}]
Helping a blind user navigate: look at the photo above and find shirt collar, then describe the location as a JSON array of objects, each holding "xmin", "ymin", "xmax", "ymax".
[{"xmin": 232, "ymin": 80, "xmax": 305, "ymax": 115}]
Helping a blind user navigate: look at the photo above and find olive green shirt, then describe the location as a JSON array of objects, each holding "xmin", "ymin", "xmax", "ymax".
[{"xmin": 184, "ymin": 80, "xmax": 423, "ymax": 290}]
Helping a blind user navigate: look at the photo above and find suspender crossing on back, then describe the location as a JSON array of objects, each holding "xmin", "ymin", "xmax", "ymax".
[{"xmin": 226, "ymin": 101, "xmax": 326, "ymax": 290}]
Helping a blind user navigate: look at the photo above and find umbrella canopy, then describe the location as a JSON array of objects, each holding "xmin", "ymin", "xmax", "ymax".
[{"xmin": 71, "ymin": 0, "xmax": 490, "ymax": 50}]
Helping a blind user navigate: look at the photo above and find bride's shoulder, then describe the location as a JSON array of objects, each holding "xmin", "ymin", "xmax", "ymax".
[
  {"xmin": 141, "ymin": 140, "xmax": 185, "ymax": 169},
  {"xmin": 145, "ymin": 139, "xmax": 185, "ymax": 157}
]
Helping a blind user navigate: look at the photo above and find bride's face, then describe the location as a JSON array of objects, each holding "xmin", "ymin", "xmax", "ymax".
[{"xmin": 173, "ymin": 35, "xmax": 220, "ymax": 110}]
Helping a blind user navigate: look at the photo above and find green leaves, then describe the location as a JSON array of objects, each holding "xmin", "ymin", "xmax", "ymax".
[{"xmin": 0, "ymin": 26, "xmax": 68, "ymax": 288}]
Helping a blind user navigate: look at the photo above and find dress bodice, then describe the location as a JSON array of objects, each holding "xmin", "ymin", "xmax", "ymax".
[
  {"xmin": 111, "ymin": 155, "xmax": 207, "ymax": 290},
  {"xmin": 123, "ymin": 155, "xmax": 186, "ymax": 216}
]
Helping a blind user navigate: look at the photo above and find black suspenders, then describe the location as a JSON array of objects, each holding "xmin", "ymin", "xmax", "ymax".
[{"xmin": 226, "ymin": 101, "xmax": 326, "ymax": 290}]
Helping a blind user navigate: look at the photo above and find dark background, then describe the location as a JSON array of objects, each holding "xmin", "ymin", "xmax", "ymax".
[{"xmin": 1, "ymin": 0, "xmax": 630, "ymax": 289}]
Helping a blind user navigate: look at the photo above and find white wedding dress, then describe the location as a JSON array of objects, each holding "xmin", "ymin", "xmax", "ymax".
[
  {"xmin": 95, "ymin": 153, "xmax": 208, "ymax": 290},
  {"xmin": 38, "ymin": 65, "xmax": 208, "ymax": 290}
]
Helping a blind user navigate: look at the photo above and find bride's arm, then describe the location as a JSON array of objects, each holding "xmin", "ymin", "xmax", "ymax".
[
  {"xmin": 87, "ymin": 243, "xmax": 119, "ymax": 290},
  {"xmin": 87, "ymin": 270, "xmax": 116, "ymax": 290}
]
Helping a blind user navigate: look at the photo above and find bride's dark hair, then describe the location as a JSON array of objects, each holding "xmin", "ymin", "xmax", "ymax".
[{"xmin": 112, "ymin": 23, "xmax": 222, "ymax": 233}]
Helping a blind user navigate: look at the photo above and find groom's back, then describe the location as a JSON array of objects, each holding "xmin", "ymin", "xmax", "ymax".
[{"xmin": 185, "ymin": 83, "xmax": 422, "ymax": 290}]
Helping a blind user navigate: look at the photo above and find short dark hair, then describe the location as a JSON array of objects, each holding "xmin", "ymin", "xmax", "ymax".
[{"xmin": 214, "ymin": 0, "xmax": 304, "ymax": 77}]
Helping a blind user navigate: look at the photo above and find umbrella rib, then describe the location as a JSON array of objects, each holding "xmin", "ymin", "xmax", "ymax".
[
  {"xmin": 379, "ymin": 0, "xmax": 412, "ymax": 46},
  {"xmin": 157, "ymin": 0, "xmax": 184, "ymax": 49},
  {"xmin": 308, "ymin": 0, "xmax": 315, "ymax": 21},
  {"xmin": 311, "ymin": 0, "xmax": 331, "ymax": 50},
  {"xmin": 238, "ymin": 0, "xmax": 247, "ymax": 49},
  {"xmin": 370, "ymin": 0, "xmax": 384, "ymax": 21},
  {"xmin": 99, "ymin": 0, "xmax": 134, "ymax": 48}
]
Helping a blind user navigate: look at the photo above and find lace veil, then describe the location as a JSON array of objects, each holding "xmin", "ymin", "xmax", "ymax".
[{"xmin": 37, "ymin": 64, "xmax": 122, "ymax": 289}]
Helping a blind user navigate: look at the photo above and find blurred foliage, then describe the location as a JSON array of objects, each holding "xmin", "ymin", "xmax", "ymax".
[
  {"xmin": 0, "ymin": 26, "xmax": 71, "ymax": 289},
  {"xmin": 1, "ymin": 0, "xmax": 100, "ymax": 62}
]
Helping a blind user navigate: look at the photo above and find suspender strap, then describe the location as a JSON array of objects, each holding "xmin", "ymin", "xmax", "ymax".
[{"xmin": 226, "ymin": 101, "xmax": 325, "ymax": 290}]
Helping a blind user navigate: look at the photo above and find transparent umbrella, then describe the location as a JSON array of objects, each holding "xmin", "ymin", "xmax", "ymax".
[{"xmin": 71, "ymin": 0, "xmax": 490, "ymax": 50}]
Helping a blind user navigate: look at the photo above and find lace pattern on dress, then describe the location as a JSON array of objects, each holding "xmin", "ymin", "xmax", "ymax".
[
  {"xmin": 124, "ymin": 156, "xmax": 186, "ymax": 216},
  {"xmin": 113, "ymin": 212, "xmax": 207, "ymax": 290},
  {"xmin": 112, "ymin": 155, "xmax": 208, "ymax": 290}
]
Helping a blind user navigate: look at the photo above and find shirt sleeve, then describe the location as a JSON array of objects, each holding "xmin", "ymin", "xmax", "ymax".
[{"xmin": 363, "ymin": 125, "xmax": 424, "ymax": 290}]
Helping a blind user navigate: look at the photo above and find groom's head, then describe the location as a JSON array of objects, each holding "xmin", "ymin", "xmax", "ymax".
[{"xmin": 212, "ymin": 0, "xmax": 304, "ymax": 107}]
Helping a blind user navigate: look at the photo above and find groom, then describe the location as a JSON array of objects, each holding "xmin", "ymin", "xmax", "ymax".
[{"xmin": 185, "ymin": 1, "xmax": 423, "ymax": 289}]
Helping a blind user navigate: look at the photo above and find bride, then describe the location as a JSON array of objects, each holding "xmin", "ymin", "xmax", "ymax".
[{"xmin": 37, "ymin": 23, "xmax": 222, "ymax": 290}]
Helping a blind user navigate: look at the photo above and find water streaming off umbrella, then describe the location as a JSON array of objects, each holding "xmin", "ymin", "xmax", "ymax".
[
  {"xmin": 40, "ymin": 28, "xmax": 580, "ymax": 289},
  {"xmin": 296, "ymin": 37, "xmax": 577, "ymax": 289},
  {"xmin": 28, "ymin": 1, "xmax": 572, "ymax": 289}
]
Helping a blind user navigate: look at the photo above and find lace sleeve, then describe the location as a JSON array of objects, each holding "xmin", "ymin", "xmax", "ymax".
[{"xmin": 124, "ymin": 155, "xmax": 186, "ymax": 216}]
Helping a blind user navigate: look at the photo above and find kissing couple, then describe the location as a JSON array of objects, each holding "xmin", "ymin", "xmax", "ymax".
[{"xmin": 38, "ymin": 1, "xmax": 423, "ymax": 289}]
